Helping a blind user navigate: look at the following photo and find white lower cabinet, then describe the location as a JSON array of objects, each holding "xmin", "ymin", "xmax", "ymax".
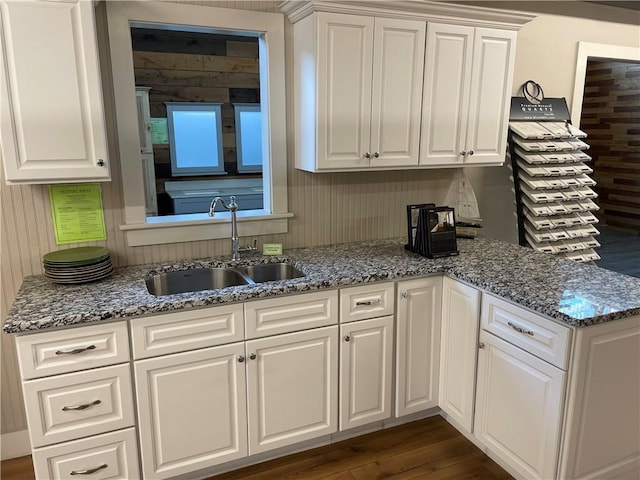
[
  {"xmin": 31, "ymin": 428, "xmax": 139, "ymax": 480},
  {"xmin": 438, "ymin": 277, "xmax": 480, "ymax": 432},
  {"xmin": 134, "ymin": 342, "xmax": 248, "ymax": 479},
  {"xmin": 474, "ymin": 330, "xmax": 566, "ymax": 480},
  {"xmin": 246, "ymin": 326, "xmax": 338, "ymax": 454},
  {"xmin": 395, "ymin": 276, "xmax": 442, "ymax": 417},
  {"xmin": 339, "ymin": 316, "xmax": 394, "ymax": 430}
]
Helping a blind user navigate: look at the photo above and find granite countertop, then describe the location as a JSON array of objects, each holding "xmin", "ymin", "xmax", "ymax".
[{"xmin": 4, "ymin": 237, "xmax": 640, "ymax": 334}]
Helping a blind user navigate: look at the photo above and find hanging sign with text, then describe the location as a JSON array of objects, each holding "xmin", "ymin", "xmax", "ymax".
[
  {"xmin": 510, "ymin": 97, "xmax": 571, "ymax": 121},
  {"xmin": 49, "ymin": 184, "xmax": 107, "ymax": 244}
]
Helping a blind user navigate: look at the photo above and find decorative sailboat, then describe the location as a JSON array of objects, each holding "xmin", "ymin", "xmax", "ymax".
[{"xmin": 444, "ymin": 170, "xmax": 483, "ymax": 238}]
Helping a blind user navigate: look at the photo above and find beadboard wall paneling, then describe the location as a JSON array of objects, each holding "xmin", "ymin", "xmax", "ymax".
[
  {"xmin": 0, "ymin": 0, "xmax": 454, "ymax": 435},
  {"xmin": 581, "ymin": 59, "xmax": 640, "ymax": 233}
]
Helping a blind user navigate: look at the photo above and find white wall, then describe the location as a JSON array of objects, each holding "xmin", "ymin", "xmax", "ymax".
[{"xmin": 465, "ymin": 1, "xmax": 640, "ymax": 243}]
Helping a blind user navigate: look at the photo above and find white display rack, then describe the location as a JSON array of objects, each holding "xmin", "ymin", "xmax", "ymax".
[{"xmin": 508, "ymin": 119, "xmax": 600, "ymax": 263}]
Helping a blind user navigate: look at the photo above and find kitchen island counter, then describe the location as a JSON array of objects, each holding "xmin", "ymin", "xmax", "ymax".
[{"xmin": 5, "ymin": 236, "xmax": 640, "ymax": 333}]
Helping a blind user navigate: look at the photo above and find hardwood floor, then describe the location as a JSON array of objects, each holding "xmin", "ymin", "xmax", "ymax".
[{"xmin": 0, "ymin": 416, "xmax": 513, "ymax": 480}]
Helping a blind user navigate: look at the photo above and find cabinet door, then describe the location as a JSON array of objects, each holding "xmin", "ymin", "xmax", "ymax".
[
  {"xmin": 246, "ymin": 326, "xmax": 338, "ymax": 454},
  {"xmin": 474, "ymin": 330, "xmax": 565, "ymax": 480},
  {"xmin": 340, "ymin": 316, "xmax": 393, "ymax": 430},
  {"xmin": 316, "ymin": 12, "xmax": 373, "ymax": 169},
  {"xmin": 134, "ymin": 343, "xmax": 247, "ymax": 479},
  {"xmin": 0, "ymin": 0, "xmax": 110, "ymax": 183},
  {"xmin": 419, "ymin": 23, "xmax": 473, "ymax": 166},
  {"xmin": 369, "ymin": 18, "xmax": 425, "ymax": 168},
  {"xmin": 439, "ymin": 277, "xmax": 480, "ymax": 432},
  {"xmin": 395, "ymin": 277, "xmax": 442, "ymax": 417},
  {"xmin": 464, "ymin": 28, "xmax": 516, "ymax": 165}
]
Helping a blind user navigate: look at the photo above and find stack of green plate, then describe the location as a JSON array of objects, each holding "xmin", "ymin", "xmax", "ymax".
[{"xmin": 43, "ymin": 247, "xmax": 113, "ymax": 284}]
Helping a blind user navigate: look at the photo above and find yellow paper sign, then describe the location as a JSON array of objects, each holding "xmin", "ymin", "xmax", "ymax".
[{"xmin": 49, "ymin": 184, "xmax": 107, "ymax": 244}]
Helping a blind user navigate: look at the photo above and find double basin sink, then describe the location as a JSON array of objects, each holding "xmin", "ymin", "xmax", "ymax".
[{"xmin": 146, "ymin": 263, "xmax": 305, "ymax": 296}]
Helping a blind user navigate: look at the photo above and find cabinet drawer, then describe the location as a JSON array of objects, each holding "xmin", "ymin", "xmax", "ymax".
[
  {"xmin": 244, "ymin": 290, "xmax": 338, "ymax": 339},
  {"xmin": 16, "ymin": 322, "xmax": 129, "ymax": 380},
  {"xmin": 32, "ymin": 427, "xmax": 139, "ymax": 480},
  {"xmin": 481, "ymin": 294, "xmax": 572, "ymax": 370},
  {"xmin": 23, "ymin": 364, "xmax": 135, "ymax": 448},
  {"xmin": 339, "ymin": 282, "xmax": 395, "ymax": 323},
  {"xmin": 130, "ymin": 304, "xmax": 244, "ymax": 359}
]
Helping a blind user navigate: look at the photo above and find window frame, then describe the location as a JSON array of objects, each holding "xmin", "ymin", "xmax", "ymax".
[
  {"xmin": 233, "ymin": 103, "xmax": 263, "ymax": 173},
  {"xmin": 166, "ymin": 102, "xmax": 226, "ymax": 176},
  {"xmin": 104, "ymin": 2, "xmax": 290, "ymax": 246}
]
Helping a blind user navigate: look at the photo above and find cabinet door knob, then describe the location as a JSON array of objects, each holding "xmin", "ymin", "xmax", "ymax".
[
  {"xmin": 373, "ymin": 152, "xmax": 380, "ymax": 158},
  {"xmin": 237, "ymin": 355, "xmax": 245, "ymax": 363},
  {"xmin": 459, "ymin": 151, "xmax": 467, "ymax": 156},
  {"xmin": 363, "ymin": 152, "xmax": 371, "ymax": 159},
  {"xmin": 468, "ymin": 150, "xmax": 474, "ymax": 156},
  {"xmin": 344, "ymin": 335, "xmax": 351, "ymax": 342},
  {"xmin": 401, "ymin": 291, "xmax": 408, "ymax": 299},
  {"xmin": 249, "ymin": 352, "xmax": 257, "ymax": 360},
  {"xmin": 97, "ymin": 159, "xmax": 106, "ymax": 167},
  {"xmin": 478, "ymin": 342, "xmax": 485, "ymax": 349}
]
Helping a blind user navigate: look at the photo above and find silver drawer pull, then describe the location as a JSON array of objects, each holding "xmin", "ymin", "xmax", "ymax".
[
  {"xmin": 508, "ymin": 322, "xmax": 535, "ymax": 336},
  {"xmin": 70, "ymin": 464, "xmax": 108, "ymax": 475},
  {"xmin": 55, "ymin": 345, "xmax": 97, "ymax": 355},
  {"xmin": 62, "ymin": 399, "xmax": 102, "ymax": 411},
  {"xmin": 356, "ymin": 299, "xmax": 381, "ymax": 306}
]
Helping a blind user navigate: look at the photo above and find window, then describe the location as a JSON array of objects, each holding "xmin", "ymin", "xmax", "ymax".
[
  {"xmin": 166, "ymin": 103, "xmax": 225, "ymax": 176},
  {"xmin": 234, "ymin": 103, "xmax": 262, "ymax": 173},
  {"xmin": 105, "ymin": 1, "xmax": 290, "ymax": 246}
]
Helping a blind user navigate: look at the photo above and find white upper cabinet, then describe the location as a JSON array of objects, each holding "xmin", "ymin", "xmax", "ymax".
[
  {"xmin": 419, "ymin": 23, "xmax": 516, "ymax": 167},
  {"xmin": 0, "ymin": 0, "xmax": 110, "ymax": 184},
  {"xmin": 294, "ymin": 12, "xmax": 425, "ymax": 172}
]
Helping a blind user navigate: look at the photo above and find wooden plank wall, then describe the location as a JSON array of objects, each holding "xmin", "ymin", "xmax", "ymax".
[{"xmin": 581, "ymin": 59, "xmax": 640, "ymax": 234}]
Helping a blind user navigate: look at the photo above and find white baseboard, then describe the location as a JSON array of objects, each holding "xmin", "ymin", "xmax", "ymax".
[{"xmin": 1, "ymin": 429, "xmax": 31, "ymax": 460}]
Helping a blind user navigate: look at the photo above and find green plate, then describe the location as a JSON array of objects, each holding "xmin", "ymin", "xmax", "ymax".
[{"xmin": 43, "ymin": 247, "xmax": 110, "ymax": 265}]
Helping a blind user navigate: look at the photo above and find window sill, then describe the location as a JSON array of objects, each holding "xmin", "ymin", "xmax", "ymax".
[{"xmin": 120, "ymin": 211, "xmax": 293, "ymax": 246}]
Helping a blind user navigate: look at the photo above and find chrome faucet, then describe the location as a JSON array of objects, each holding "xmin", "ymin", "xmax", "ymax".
[
  {"xmin": 210, "ymin": 195, "xmax": 240, "ymax": 260},
  {"xmin": 209, "ymin": 196, "xmax": 257, "ymax": 261}
]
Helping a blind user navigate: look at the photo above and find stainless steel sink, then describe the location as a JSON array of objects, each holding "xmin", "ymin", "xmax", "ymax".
[
  {"xmin": 238, "ymin": 263, "xmax": 305, "ymax": 283},
  {"xmin": 146, "ymin": 268, "xmax": 253, "ymax": 296}
]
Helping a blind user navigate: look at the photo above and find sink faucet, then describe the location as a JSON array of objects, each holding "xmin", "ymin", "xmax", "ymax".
[
  {"xmin": 210, "ymin": 195, "xmax": 240, "ymax": 260},
  {"xmin": 209, "ymin": 196, "xmax": 257, "ymax": 261}
]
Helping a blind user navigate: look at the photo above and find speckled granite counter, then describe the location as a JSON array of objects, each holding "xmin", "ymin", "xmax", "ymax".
[{"xmin": 4, "ymin": 237, "xmax": 640, "ymax": 333}]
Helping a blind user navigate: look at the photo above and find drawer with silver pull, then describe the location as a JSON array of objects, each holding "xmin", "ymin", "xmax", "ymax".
[
  {"xmin": 32, "ymin": 427, "xmax": 139, "ymax": 480},
  {"xmin": 16, "ymin": 321, "xmax": 130, "ymax": 379},
  {"xmin": 339, "ymin": 282, "xmax": 395, "ymax": 323},
  {"xmin": 23, "ymin": 363, "xmax": 135, "ymax": 447},
  {"xmin": 481, "ymin": 294, "xmax": 572, "ymax": 370}
]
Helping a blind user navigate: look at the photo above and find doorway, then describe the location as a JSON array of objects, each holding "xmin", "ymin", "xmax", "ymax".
[{"xmin": 573, "ymin": 44, "xmax": 640, "ymax": 277}]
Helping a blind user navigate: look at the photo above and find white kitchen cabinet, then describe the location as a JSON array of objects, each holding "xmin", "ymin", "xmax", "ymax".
[
  {"xmin": 395, "ymin": 276, "xmax": 442, "ymax": 417},
  {"xmin": 23, "ymin": 364, "xmax": 134, "ymax": 448},
  {"xmin": 339, "ymin": 316, "xmax": 393, "ymax": 430},
  {"xmin": 559, "ymin": 314, "xmax": 640, "ymax": 480},
  {"xmin": 474, "ymin": 330, "xmax": 566, "ymax": 480},
  {"xmin": 438, "ymin": 277, "xmax": 480, "ymax": 432},
  {"xmin": 135, "ymin": 87, "xmax": 158, "ymax": 215},
  {"xmin": 246, "ymin": 325, "xmax": 338, "ymax": 454},
  {"xmin": 420, "ymin": 23, "xmax": 516, "ymax": 166},
  {"xmin": 0, "ymin": 0, "xmax": 110, "ymax": 184},
  {"xmin": 32, "ymin": 428, "xmax": 139, "ymax": 480},
  {"xmin": 293, "ymin": 12, "xmax": 425, "ymax": 171},
  {"xmin": 135, "ymin": 342, "xmax": 248, "ymax": 479}
]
